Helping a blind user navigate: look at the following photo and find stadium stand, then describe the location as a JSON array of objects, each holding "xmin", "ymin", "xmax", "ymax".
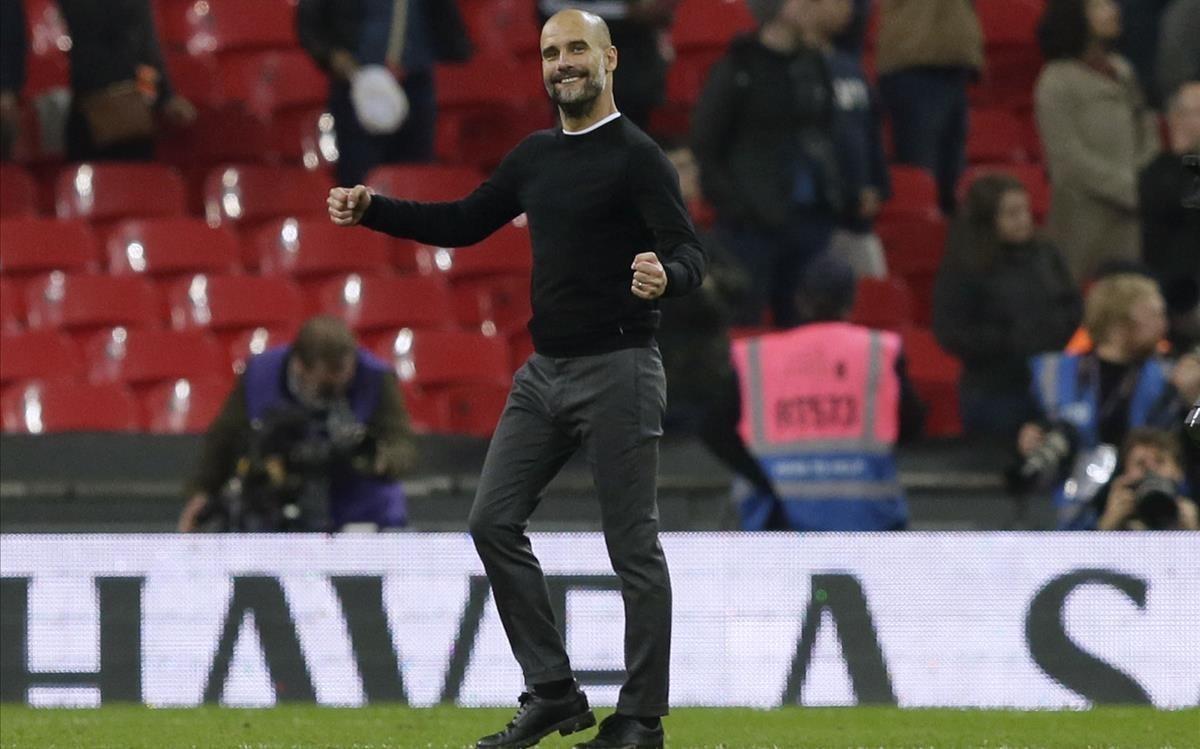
[
  {"xmin": 1, "ymin": 380, "xmax": 140, "ymax": 433},
  {"xmin": 166, "ymin": 274, "xmax": 304, "ymax": 342},
  {"xmin": 84, "ymin": 327, "xmax": 229, "ymax": 392},
  {"xmin": 24, "ymin": 273, "xmax": 162, "ymax": 337},
  {"xmin": 256, "ymin": 218, "xmax": 394, "ymax": 287},
  {"xmin": 0, "ymin": 218, "xmax": 100, "ymax": 279},
  {"xmin": 0, "ymin": 166, "xmax": 38, "ymax": 217},
  {"xmin": 141, "ymin": 376, "xmax": 231, "ymax": 434},
  {"xmin": 0, "ymin": 328, "xmax": 83, "ymax": 386},
  {"xmin": 106, "ymin": 218, "xmax": 242, "ymax": 279},
  {"xmin": 316, "ymin": 274, "xmax": 455, "ymax": 334}
]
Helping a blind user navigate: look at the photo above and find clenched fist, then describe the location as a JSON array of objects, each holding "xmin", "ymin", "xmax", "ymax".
[{"xmin": 328, "ymin": 184, "xmax": 374, "ymax": 226}]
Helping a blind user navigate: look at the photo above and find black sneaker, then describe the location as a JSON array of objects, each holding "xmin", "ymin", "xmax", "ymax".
[
  {"xmin": 476, "ymin": 689, "xmax": 596, "ymax": 748},
  {"xmin": 573, "ymin": 713, "xmax": 664, "ymax": 749}
]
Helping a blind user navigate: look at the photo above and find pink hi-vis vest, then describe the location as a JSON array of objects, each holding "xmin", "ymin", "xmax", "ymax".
[{"xmin": 731, "ymin": 322, "xmax": 903, "ymax": 513}]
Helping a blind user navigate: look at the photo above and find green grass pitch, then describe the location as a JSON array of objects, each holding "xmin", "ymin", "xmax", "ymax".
[{"xmin": 1, "ymin": 705, "xmax": 1197, "ymax": 749}]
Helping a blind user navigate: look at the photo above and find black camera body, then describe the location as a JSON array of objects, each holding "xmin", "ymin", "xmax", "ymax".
[
  {"xmin": 1131, "ymin": 472, "xmax": 1181, "ymax": 529},
  {"xmin": 1007, "ymin": 421, "xmax": 1078, "ymax": 494}
]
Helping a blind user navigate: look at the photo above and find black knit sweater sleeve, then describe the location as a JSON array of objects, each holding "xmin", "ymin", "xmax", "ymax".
[{"xmin": 628, "ymin": 141, "xmax": 707, "ymax": 297}]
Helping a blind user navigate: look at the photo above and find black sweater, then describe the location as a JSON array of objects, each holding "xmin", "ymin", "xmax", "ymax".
[{"xmin": 360, "ymin": 115, "xmax": 707, "ymax": 357}]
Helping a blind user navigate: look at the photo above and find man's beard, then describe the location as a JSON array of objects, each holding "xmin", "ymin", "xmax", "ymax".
[{"xmin": 548, "ymin": 66, "xmax": 606, "ymax": 119}]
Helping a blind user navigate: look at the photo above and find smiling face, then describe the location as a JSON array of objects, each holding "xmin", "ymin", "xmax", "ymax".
[{"xmin": 540, "ymin": 11, "xmax": 617, "ymax": 119}]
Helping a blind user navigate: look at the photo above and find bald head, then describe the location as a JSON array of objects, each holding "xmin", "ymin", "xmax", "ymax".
[
  {"xmin": 539, "ymin": 8, "xmax": 618, "ymax": 122},
  {"xmin": 541, "ymin": 9, "xmax": 612, "ymax": 49}
]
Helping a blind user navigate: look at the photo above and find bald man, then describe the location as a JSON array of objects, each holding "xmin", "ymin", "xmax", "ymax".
[{"xmin": 328, "ymin": 9, "xmax": 704, "ymax": 749}]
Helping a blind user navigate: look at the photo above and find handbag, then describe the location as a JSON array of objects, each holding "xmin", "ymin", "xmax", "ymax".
[{"xmin": 78, "ymin": 81, "xmax": 156, "ymax": 148}]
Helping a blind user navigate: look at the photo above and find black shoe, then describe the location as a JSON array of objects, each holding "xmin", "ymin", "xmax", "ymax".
[
  {"xmin": 476, "ymin": 689, "xmax": 596, "ymax": 748},
  {"xmin": 573, "ymin": 713, "xmax": 664, "ymax": 749}
]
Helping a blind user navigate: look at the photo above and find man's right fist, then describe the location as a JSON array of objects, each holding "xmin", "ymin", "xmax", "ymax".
[{"xmin": 328, "ymin": 185, "xmax": 373, "ymax": 226}]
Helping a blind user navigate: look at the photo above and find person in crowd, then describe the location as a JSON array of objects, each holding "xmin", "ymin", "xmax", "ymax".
[
  {"xmin": 693, "ymin": 0, "xmax": 842, "ymax": 327},
  {"xmin": 832, "ymin": 0, "xmax": 874, "ymax": 58},
  {"xmin": 1034, "ymin": 0, "xmax": 1161, "ymax": 284},
  {"xmin": 1156, "ymin": 0, "xmax": 1200, "ymax": 105},
  {"xmin": 808, "ymin": 0, "xmax": 891, "ymax": 278},
  {"xmin": 0, "ymin": 0, "xmax": 26, "ymax": 161},
  {"xmin": 297, "ymin": 0, "xmax": 473, "ymax": 186},
  {"xmin": 56, "ymin": 0, "xmax": 196, "ymax": 162},
  {"xmin": 875, "ymin": 0, "xmax": 983, "ymax": 215},
  {"xmin": 1139, "ymin": 81, "xmax": 1200, "ymax": 351},
  {"xmin": 537, "ymin": 0, "xmax": 677, "ymax": 130},
  {"xmin": 1094, "ymin": 428, "xmax": 1199, "ymax": 529},
  {"xmin": 1017, "ymin": 273, "xmax": 1200, "ymax": 528},
  {"xmin": 933, "ymin": 174, "xmax": 1082, "ymax": 439},
  {"xmin": 721, "ymin": 253, "xmax": 925, "ymax": 531},
  {"xmin": 177, "ymin": 316, "xmax": 417, "ymax": 533}
]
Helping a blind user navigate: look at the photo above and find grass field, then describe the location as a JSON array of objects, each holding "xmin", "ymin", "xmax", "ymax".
[{"xmin": 1, "ymin": 706, "xmax": 1197, "ymax": 749}]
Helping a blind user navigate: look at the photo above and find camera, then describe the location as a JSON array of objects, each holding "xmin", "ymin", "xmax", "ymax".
[
  {"xmin": 1131, "ymin": 472, "xmax": 1181, "ymax": 529},
  {"xmin": 1006, "ymin": 422, "xmax": 1078, "ymax": 494},
  {"xmin": 1184, "ymin": 153, "xmax": 1200, "ymax": 209}
]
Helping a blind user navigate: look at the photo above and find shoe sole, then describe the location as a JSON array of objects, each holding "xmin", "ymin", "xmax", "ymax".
[{"xmin": 483, "ymin": 710, "xmax": 597, "ymax": 749}]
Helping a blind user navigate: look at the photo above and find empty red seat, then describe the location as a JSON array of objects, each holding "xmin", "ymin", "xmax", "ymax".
[
  {"xmin": 879, "ymin": 166, "xmax": 939, "ymax": 220},
  {"xmin": 460, "ymin": 0, "xmax": 541, "ymax": 59},
  {"xmin": 440, "ymin": 382, "xmax": 511, "ymax": 436},
  {"xmin": 977, "ymin": 0, "xmax": 1044, "ymax": 47},
  {"xmin": 168, "ymin": 274, "xmax": 304, "ymax": 335},
  {"xmin": 399, "ymin": 382, "xmax": 449, "ymax": 433},
  {"xmin": 900, "ymin": 326, "xmax": 963, "ymax": 437},
  {"xmin": 142, "ymin": 376, "xmax": 231, "ymax": 434},
  {"xmin": 0, "ymin": 329, "xmax": 83, "ymax": 386},
  {"xmin": 0, "ymin": 219, "xmax": 100, "ymax": 279},
  {"xmin": 418, "ymin": 222, "xmax": 532, "ymax": 279},
  {"xmin": 55, "ymin": 164, "xmax": 187, "ymax": 224},
  {"xmin": 158, "ymin": 105, "xmax": 274, "ymax": 169},
  {"xmin": 0, "ymin": 166, "xmax": 38, "ymax": 217},
  {"xmin": 256, "ymin": 218, "xmax": 393, "ymax": 282},
  {"xmin": 452, "ymin": 275, "xmax": 532, "ymax": 335},
  {"xmin": 366, "ymin": 164, "xmax": 487, "ymax": 203},
  {"xmin": 159, "ymin": 0, "xmax": 297, "ymax": 55},
  {"xmin": 204, "ymin": 166, "xmax": 332, "ymax": 231},
  {"xmin": 165, "ymin": 51, "xmax": 225, "ymax": 108},
  {"xmin": 877, "ymin": 214, "xmax": 949, "ymax": 278},
  {"xmin": 959, "ymin": 164, "xmax": 1051, "ymax": 222},
  {"xmin": 373, "ymin": 328, "xmax": 511, "ymax": 388},
  {"xmin": 227, "ymin": 325, "xmax": 297, "ymax": 374},
  {"xmin": 21, "ymin": 0, "xmax": 70, "ymax": 98},
  {"xmin": 220, "ymin": 50, "xmax": 328, "ymax": 116},
  {"xmin": 25, "ymin": 273, "xmax": 162, "ymax": 334},
  {"xmin": 269, "ymin": 107, "xmax": 338, "ymax": 168},
  {"xmin": 849, "ymin": 277, "xmax": 913, "ymax": 332},
  {"xmin": 0, "ymin": 279, "xmax": 21, "ymax": 331},
  {"xmin": 317, "ymin": 274, "xmax": 453, "ymax": 333},
  {"xmin": 85, "ymin": 327, "xmax": 228, "ymax": 389},
  {"xmin": 107, "ymin": 218, "xmax": 241, "ymax": 279},
  {"xmin": 967, "ymin": 109, "xmax": 1033, "ymax": 164},
  {"xmin": 672, "ymin": 0, "xmax": 756, "ymax": 50},
  {"xmin": 2, "ymin": 381, "xmax": 140, "ymax": 433}
]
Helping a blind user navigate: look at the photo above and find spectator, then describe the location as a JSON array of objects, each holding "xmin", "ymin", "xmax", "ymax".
[
  {"xmin": 875, "ymin": 0, "xmax": 983, "ymax": 215},
  {"xmin": 933, "ymin": 174, "xmax": 1082, "ymax": 439},
  {"xmin": 1034, "ymin": 0, "xmax": 1161, "ymax": 284},
  {"xmin": 56, "ymin": 0, "xmax": 196, "ymax": 162},
  {"xmin": 832, "ymin": 0, "xmax": 874, "ymax": 58},
  {"xmin": 537, "ymin": 1, "xmax": 677, "ymax": 130},
  {"xmin": 1156, "ymin": 0, "xmax": 1200, "ymax": 104},
  {"xmin": 0, "ymin": 0, "xmax": 25, "ymax": 161},
  {"xmin": 1018, "ymin": 273, "xmax": 1200, "ymax": 528},
  {"xmin": 178, "ymin": 316, "xmax": 418, "ymax": 533},
  {"xmin": 809, "ymin": 0, "xmax": 891, "ymax": 278},
  {"xmin": 297, "ymin": 0, "xmax": 473, "ymax": 187},
  {"xmin": 692, "ymin": 0, "xmax": 843, "ymax": 327},
  {"xmin": 1095, "ymin": 428, "xmax": 1198, "ymax": 529},
  {"xmin": 724, "ymin": 253, "xmax": 925, "ymax": 531},
  {"xmin": 1139, "ymin": 81, "xmax": 1200, "ymax": 350}
]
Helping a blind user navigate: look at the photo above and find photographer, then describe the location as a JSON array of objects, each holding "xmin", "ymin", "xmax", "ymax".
[
  {"xmin": 178, "ymin": 316, "xmax": 417, "ymax": 532},
  {"xmin": 1016, "ymin": 273, "xmax": 1200, "ymax": 528},
  {"xmin": 1096, "ymin": 429, "xmax": 1198, "ymax": 530}
]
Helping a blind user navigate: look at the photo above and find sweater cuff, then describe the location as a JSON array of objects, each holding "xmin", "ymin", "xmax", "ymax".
[
  {"xmin": 360, "ymin": 194, "xmax": 383, "ymax": 229},
  {"xmin": 662, "ymin": 261, "xmax": 686, "ymax": 298}
]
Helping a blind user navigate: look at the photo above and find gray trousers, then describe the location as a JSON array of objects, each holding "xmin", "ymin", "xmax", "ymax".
[{"xmin": 467, "ymin": 347, "xmax": 672, "ymax": 717}]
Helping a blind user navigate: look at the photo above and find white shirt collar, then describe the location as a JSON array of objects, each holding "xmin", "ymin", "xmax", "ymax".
[{"xmin": 563, "ymin": 111, "xmax": 622, "ymax": 136}]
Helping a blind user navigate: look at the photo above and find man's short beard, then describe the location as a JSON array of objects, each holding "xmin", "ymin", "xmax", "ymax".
[{"xmin": 550, "ymin": 68, "xmax": 606, "ymax": 119}]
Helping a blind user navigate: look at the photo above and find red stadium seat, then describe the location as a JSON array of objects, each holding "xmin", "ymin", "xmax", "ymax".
[
  {"xmin": 268, "ymin": 107, "xmax": 338, "ymax": 168},
  {"xmin": 508, "ymin": 328, "xmax": 534, "ymax": 371},
  {"xmin": 959, "ymin": 164, "xmax": 1051, "ymax": 222},
  {"xmin": 399, "ymin": 382, "xmax": 449, "ymax": 433},
  {"xmin": 366, "ymin": 164, "xmax": 487, "ymax": 203},
  {"xmin": 158, "ymin": 0, "xmax": 298, "ymax": 55},
  {"xmin": 1, "ymin": 381, "xmax": 140, "ymax": 433},
  {"xmin": 0, "ymin": 279, "xmax": 21, "ymax": 331},
  {"xmin": 107, "ymin": 218, "xmax": 241, "ymax": 279},
  {"xmin": 452, "ymin": 275, "xmax": 532, "ymax": 335},
  {"xmin": 0, "ymin": 219, "xmax": 100, "ymax": 279},
  {"xmin": 158, "ymin": 105, "xmax": 274, "ymax": 169},
  {"xmin": 219, "ymin": 50, "xmax": 328, "ymax": 117},
  {"xmin": 204, "ymin": 166, "xmax": 332, "ymax": 232},
  {"xmin": 417, "ymin": 222, "xmax": 532, "ymax": 279},
  {"xmin": 167, "ymin": 274, "xmax": 304, "ymax": 336},
  {"xmin": 967, "ymin": 109, "xmax": 1033, "ymax": 164},
  {"xmin": 879, "ymin": 166, "xmax": 939, "ymax": 220},
  {"xmin": 373, "ymin": 328, "xmax": 511, "ymax": 388},
  {"xmin": 434, "ymin": 56, "xmax": 551, "ymax": 168},
  {"xmin": 84, "ymin": 327, "xmax": 228, "ymax": 390},
  {"xmin": 440, "ymin": 382, "xmax": 511, "ymax": 436},
  {"xmin": 55, "ymin": 164, "xmax": 187, "ymax": 224},
  {"xmin": 901, "ymin": 326, "xmax": 963, "ymax": 437},
  {"xmin": 849, "ymin": 277, "xmax": 913, "ymax": 332},
  {"xmin": 227, "ymin": 325, "xmax": 297, "ymax": 374},
  {"xmin": 142, "ymin": 376, "xmax": 232, "ymax": 434},
  {"xmin": 0, "ymin": 329, "xmax": 83, "ymax": 386},
  {"xmin": 877, "ymin": 214, "xmax": 949, "ymax": 325},
  {"xmin": 977, "ymin": 0, "xmax": 1044, "ymax": 47},
  {"xmin": 21, "ymin": 0, "xmax": 70, "ymax": 98},
  {"xmin": 165, "ymin": 52, "xmax": 226, "ymax": 108},
  {"xmin": 460, "ymin": 0, "xmax": 541, "ymax": 59},
  {"xmin": 672, "ymin": 0, "xmax": 756, "ymax": 50},
  {"xmin": 0, "ymin": 166, "xmax": 38, "ymax": 217},
  {"xmin": 256, "ymin": 218, "xmax": 393, "ymax": 283},
  {"xmin": 317, "ymin": 274, "xmax": 454, "ymax": 333},
  {"xmin": 970, "ymin": 0, "xmax": 1045, "ymax": 108},
  {"xmin": 24, "ymin": 273, "xmax": 162, "ymax": 334}
]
